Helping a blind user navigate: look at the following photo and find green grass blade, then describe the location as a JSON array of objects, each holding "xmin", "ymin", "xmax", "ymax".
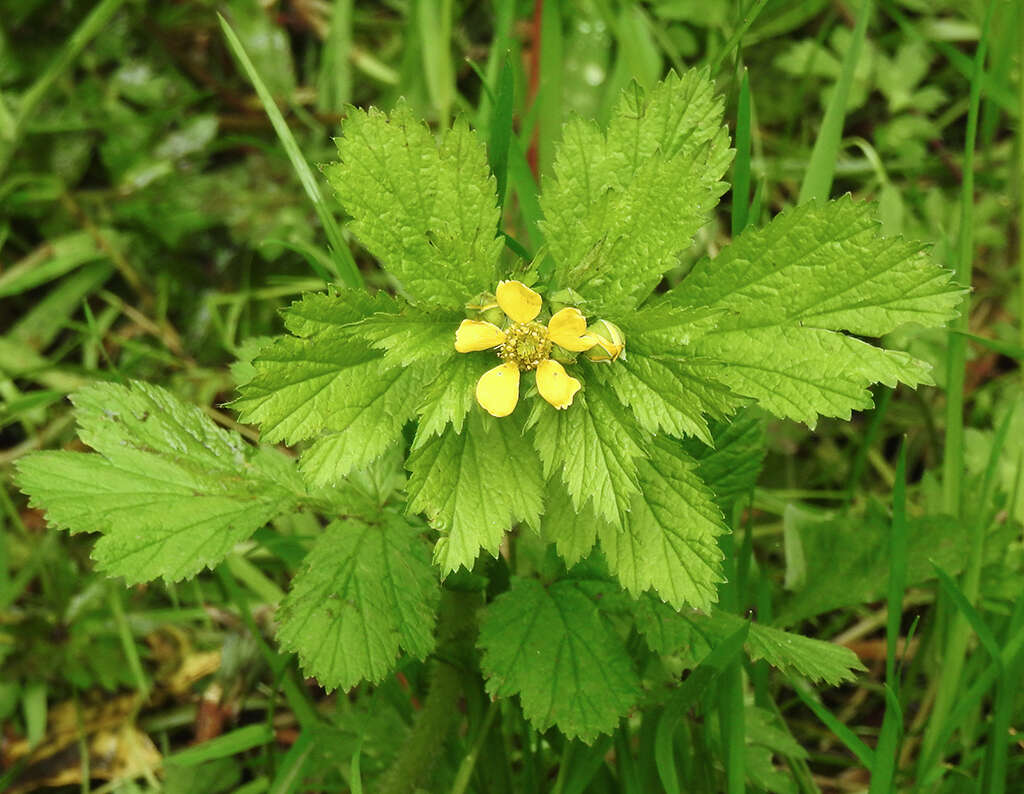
[
  {"xmin": 791, "ymin": 679, "xmax": 874, "ymax": 770},
  {"xmin": 710, "ymin": 0, "xmax": 771, "ymax": 74},
  {"xmin": 941, "ymin": 0, "xmax": 993, "ymax": 519},
  {"xmin": 217, "ymin": 13, "xmax": 362, "ymax": 288},
  {"xmin": 317, "ymin": 0, "xmax": 353, "ymax": 112},
  {"xmin": 886, "ymin": 441, "xmax": 909, "ymax": 685},
  {"xmin": 869, "ymin": 442, "xmax": 907, "ymax": 793},
  {"xmin": 488, "ymin": 56, "xmax": 516, "ymax": 209},
  {"xmin": 869, "ymin": 684, "xmax": 903, "ymax": 793},
  {"xmin": 165, "ymin": 724, "xmax": 275, "ymax": 767},
  {"xmin": 417, "ymin": 0, "xmax": 455, "ymax": 125},
  {"xmin": 268, "ymin": 730, "xmax": 315, "ymax": 794},
  {"xmin": 930, "ymin": 563, "xmax": 1002, "ymax": 665},
  {"xmin": 557, "ymin": 735, "xmax": 614, "ymax": 794},
  {"xmin": 537, "ymin": 0, "xmax": 563, "ymax": 178},
  {"xmin": 797, "ymin": 0, "xmax": 873, "ymax": 205},
  {"xmin": 732, "ymin": 69, "xmax": 752, "ymax": 237},
  {"xmin": 982, "ymin": 597, "xmax": 1024, "ymax": 794}
]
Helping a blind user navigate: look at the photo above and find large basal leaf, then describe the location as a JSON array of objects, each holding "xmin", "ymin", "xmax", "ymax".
[
  {"xmin": 276, "ymin": 515, "xmax": 439, "ymax": 691},
  {"xmin": 479, "ymin": 576, "xmax": 641, "ymax": 743}
]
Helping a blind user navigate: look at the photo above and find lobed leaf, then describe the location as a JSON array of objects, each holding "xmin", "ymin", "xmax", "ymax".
[
  {"xmin": 276, "ymin": 515, "xmax": 439, "ymax": 691},
  {"xmin": 599, "ymin": 437, "xmax": 726, "ymax": 611},
  {"xmin": 633, "ymin": 597, "xmax": 865, "ymax": 686},
  {"xmin": 541, "ymin": 69, "xmax": 732, "ymax": 313},
  {"xmin": 406, "ymin": 411, "xmax": 544, "ymax": 574},
  {"xmin": 326, "ymin": 104, "xmax": 504, "ymax": 308},
  {"xmin": 693, "ymin": 325, "xmax": 933, "ymax": 427},
  {"xmin": 15, "ymin": 382, "xmax": 302, "ymax": 584},
  {"xmin": 530, "ymin": 380, "xmax": 648, "ymax": 527},
  {"xmin": 479, "ymin": 577, "xmax": 641, "ymax": 743}
]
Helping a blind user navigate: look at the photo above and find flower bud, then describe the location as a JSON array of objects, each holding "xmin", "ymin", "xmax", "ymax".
[{"xmin": 584, "ymin": 319, "xmax": 625, "ymax": 363}]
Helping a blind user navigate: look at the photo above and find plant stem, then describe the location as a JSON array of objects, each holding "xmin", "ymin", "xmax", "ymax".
[{"xmin": 378, "ymin": 589, "xmax": 481, "ymax": 794}]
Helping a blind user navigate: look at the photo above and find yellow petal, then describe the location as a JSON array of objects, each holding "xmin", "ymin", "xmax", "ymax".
[
  {"xmin": 496, "ymin": 280, "xmax": 542, "ymax": 324},
  {"xmin": 455, "ymin": 319, "xmax": 506, "ymax": 352},
  {"xmin": 476, "ymin": 362, "xmax": 521, "ymax": 417},
  {"xmin": 536, "ymin": 359, "xmax": 581, "ymax": 410},
  {"xmin": 547, "ymin": 307, "xmax": 597, "ymax": 352}
]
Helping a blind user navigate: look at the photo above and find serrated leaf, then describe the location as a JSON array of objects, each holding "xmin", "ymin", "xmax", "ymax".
[
  {"xmin": 282, "ymin": 288, "xmax": 396, "ymax": 338},
  {"xmin": 693, "ymin": 325, "xmax": 933, "ymax": 427},
  {"xmin": 354, "ymin": 307, "xmax": 460, "ymax": 368},
  {"xmin": 633, "ymin": 598, "xmax": 865, "ymax": 686},
  {"xmin": 684, "ymin": 408, "xmax": 767, "ymax": 511},
  {"xmin": 234, "ymin": 326, "xmax": 427, "ymax": 480},
  {"xmin": 298, "ymin": 362, "xmax": 427, "ymax": 486},
  {"xmin": 541, "ymin": 69, "xmax": 732, "ymax": 312},
  {"xmin": 276, "ymin": 515, "xmax": 439, "ymax": 691},
  {"xmin": 539, "ymin": 477, "xmax": 601, "ymax": 567},
  {"xmin": 406, "ymin": 411, "xmax": 543, "ymax": 574},
  {"xmin": 620, "ymin": 302, "xmax": 723, "ymax": 352},
  {"xmin": 326, "ymin": 104, "xmax": 503, "ymax": 307},
  {"xmin": 413, "ymin": 354, "xmax": 484, "ymax": 444},
  {"xmin": 668, "ymin": 198, "xmax": 959, "ymax": 426},
  {"xmin": 676, "ymin": 197, "xmax": 962, "ymax": 337},
  {"xmin": 15, "ymin": 382, "xmax": 301, "ymax": 584},
  {"xmin": 607, "ymin": 352, "xmax": 744, "ymax": 444},
  {"xmin": 478, "ymin": 577, "xmax": 641, "ymax": 742},
  {"xmin": 531, "ymin": 380, "xmax": 647, "ymax": 526},
  {"xmin": 598, "ymin": 437, "xmax": 726, "ymax": 610}
]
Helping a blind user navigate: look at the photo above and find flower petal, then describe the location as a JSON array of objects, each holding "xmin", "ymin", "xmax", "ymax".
[
  {"xmin": 548, "ymin": 307, "xmax": 597, "ymax": 352},
  {"xmin": 496, "ymin": 280, "xmax": 542, "ymax": 324},
  {"xmin": 536, "ymin": 359, "xmax": 581, "ymax": 410},
  {"xmin": 455, "ymin": 319, "xmax": 506, "ymax": 352},
  {"xmin": 476, "ymin": 362, "xmax": 521, "ymax": 417}
]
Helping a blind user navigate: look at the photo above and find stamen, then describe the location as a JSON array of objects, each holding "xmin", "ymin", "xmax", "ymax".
[{"xmin": 498, "ymin": 322, "xmax": 552, "ymax": 371}]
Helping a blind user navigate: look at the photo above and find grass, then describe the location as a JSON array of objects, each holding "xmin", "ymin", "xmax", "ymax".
[{"xmin": 1, "ymin": 1, "xmax": 1021, "ymax": 793}]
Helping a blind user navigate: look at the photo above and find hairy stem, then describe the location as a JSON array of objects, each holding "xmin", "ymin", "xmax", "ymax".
[{"xmin": 377, "ymin": 589, "xmax": 481, "ymax": 794}]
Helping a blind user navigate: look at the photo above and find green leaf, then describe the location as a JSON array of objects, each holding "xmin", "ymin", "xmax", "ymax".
[
  {"xmin": 541, "ymin": 69, "xmax": 732, "ymax": 312},
  {"xmin": 406, "ymin": 411, "xmax": 544, "ymax": 574},
  {"xmin": 15, "ymin": 382, "xmax": 301, "ymax": 584},
  {"xmin": 598, "ymin": 437, "xmax": 726, "ymax": 611},
  {"xmin": 326, "ymin": 104, "xmax": 504, "ymax": 307},
  {"xmin": 607, "ymin": 353, "xmax": 744, "ymax": 444},
  {"xmin": 275, "ymin": 515, "xmax": 439, "ymax": 691},
  {"xmin": 684, "ymin": 408, "xmax": 767, "ymax": 511},
  {"xmin": 531, "ymin": 380, "xmax": 648, "ymax": 527},
  {"xmin": 234, "ymin": 326, "xmax": 428, "ymax": 479},
  {"xmin": 353, "ymin": 306, "xmax": 460, "ymax": 368},
  {"xmin": 776, "ymin": 509, "xmax": 975, "ymax": 625},
  {"xmin": 282, "ymin": 289, "xmax": 396, "ymax": 338},
  {"xmin": 669, "ymin": 198, "xmax": 960, "ymax": 425},
  {"xmin": 677, "ymin": 198, "xmax": 962, "ymax": 337},
  {"xmin": 539, "ymin": 477, "xmax": 601, "ymax": 567},
  {"xmin": 693, "ymin": 325, "xmax": 933, "ymax": 427},
  {"xmin": 478, "ymin": 577, "xmax": 641, "ymax": 743},
  {"xmin": 633, "ymin": 598, "xmax": 865, "ymax": 686},
  {"xmin": 413, "ymin": 354, "xmax": 485, "ymax": 444}
]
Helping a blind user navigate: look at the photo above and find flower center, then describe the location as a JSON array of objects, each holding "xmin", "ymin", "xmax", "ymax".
[{"xmin": 499, "ymin": 322, "xmax": 551, "ymax": 371}]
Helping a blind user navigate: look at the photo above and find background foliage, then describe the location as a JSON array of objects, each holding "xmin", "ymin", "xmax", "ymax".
[{"xmin": 1, "ymin": 0, "xmax": 1021, "ymax": 792}]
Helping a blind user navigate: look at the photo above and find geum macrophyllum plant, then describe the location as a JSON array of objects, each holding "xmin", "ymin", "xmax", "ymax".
[{"xmin": 16, "ymin": 69, "xmax": 963, "ymax": 743}]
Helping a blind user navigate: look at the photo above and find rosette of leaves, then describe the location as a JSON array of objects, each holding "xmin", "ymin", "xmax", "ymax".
[{"xmin": 17, "ymin": 69, "xmax": 962, "ymax": 743}]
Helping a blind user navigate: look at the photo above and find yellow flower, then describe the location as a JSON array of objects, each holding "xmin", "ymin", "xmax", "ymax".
[{"xmin": 454, "ymin": 280, "xmax": 601, "ymax": 417}]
